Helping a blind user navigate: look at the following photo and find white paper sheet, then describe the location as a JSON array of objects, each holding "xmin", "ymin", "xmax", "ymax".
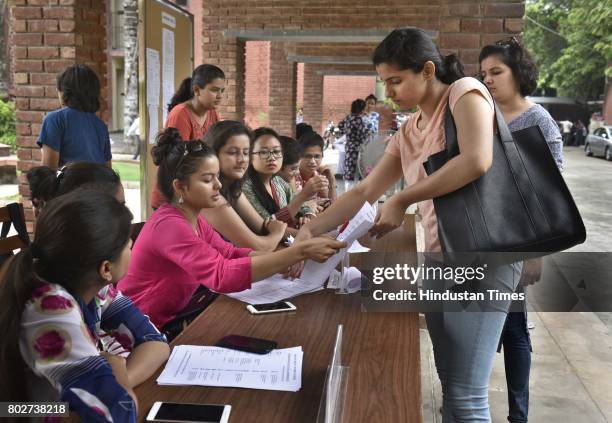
[
  {"xmin": 148, "ymin": 105, "xmax": 158, "ymax": 145},
  {"xmin": 347, "ymin": 239, "xmax": 370, "ymax": 253},
  {"xmin": 146, "ymin": 48, "xmax": 160, "ymax": 106},
  {"xmin": 157, "ymin": 345, "xmax": 303, "ymax": 392},
  {"xmin": 300, "ymin": 202, "xmax": 375, "ymax": 286},
  {"xmin": 162, "ymin": 28, "xmax": 175, "ymax": 124},
  {"xmin": 327, "ymin": 267, "xmax": 362, "ymax": 293},
  {"xmin": 227, "ymin": 273, "xmax": 323, "ymax": 305}
]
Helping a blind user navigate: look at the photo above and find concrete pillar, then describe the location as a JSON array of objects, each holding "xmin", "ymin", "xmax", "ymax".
[
  {"xmin": 302, "ymin": 63, "xmax": 324, "ymax": 134},
  {"xmin": 268, "ymin": 42, "xmax": 296, "ymax": 137},
  {"xmin": 11, "ymin": 0, "xmax": 108, "ymax": 231}
]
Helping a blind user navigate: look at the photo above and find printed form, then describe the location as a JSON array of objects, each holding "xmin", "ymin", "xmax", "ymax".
[{"xmin": 157, "ymin": 345, "xmax": 303, "ymax": 392}]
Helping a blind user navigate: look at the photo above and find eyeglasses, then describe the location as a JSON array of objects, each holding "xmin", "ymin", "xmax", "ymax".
[
  {"xmin": 303, "ymin": 153, "xmax": 323, "ymax": 161},
  {"xmin": 175, "ymin": 141, "xmax": 206, "ymax": 177},
  {"xmin": 495, "ymin": 36, "xmax": 521, "ymax": 48},
  {"xmin": 252, "ymin": 149, "xmax": 283, "ymax": 159}
]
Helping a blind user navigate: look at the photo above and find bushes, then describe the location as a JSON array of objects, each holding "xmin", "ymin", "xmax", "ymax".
[{"xmin": 0, "ymin": 99, "xmax": 16, "ymax": 153}]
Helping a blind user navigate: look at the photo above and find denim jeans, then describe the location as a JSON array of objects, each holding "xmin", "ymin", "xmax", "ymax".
[
  {"xmin": 502, "ymin": 311, "xmax": 532, "ymax": 423},
  {"xmin": 425, "ymin": 262, "xmax": 522, "ymax": 422}
]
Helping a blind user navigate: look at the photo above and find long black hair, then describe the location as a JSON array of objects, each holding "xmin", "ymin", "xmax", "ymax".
[
  {"xmin": 373, "ymin": 27, "xmax": 465, "ymax": 85},
  {"xmin": 56, "ymin": 64, "xmax": 101, "ymax": 113},
  {"xmin": 0, "ymin": 190, "xmax": 133, "ymax": 401},
  {"xmin": 167, "ymin": 64, "xmax": 226, "ymax": 112},
  {"xmin": 152, "ymin": 128, "xmax": 217, "ymax": 202},
  {"xmin": 27, "ymin": 162, "xmax": 122, "ymax": 212},
  {"xmin": 203, "ymin": 120, "xmax": 252, "ymax": 206},
  {"xmin": 246, "ymin": 127, "xmax": 282, "ymax": 215},
  {"xmin": 479, "ymin": 37, "xmax": 539, "ymax": 97}
]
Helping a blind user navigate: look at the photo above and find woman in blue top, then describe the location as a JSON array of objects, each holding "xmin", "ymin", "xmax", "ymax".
[
  {"xmin": 480, "ymin": 37, "xmax": 563, "ymax": 423},
  {"xmin": 0, "ymin": 191, "xmax": 169, "ymax": 422},
  {"xmin": 38, "ymin": 64, "xmax": 112, "ymax": 170}
]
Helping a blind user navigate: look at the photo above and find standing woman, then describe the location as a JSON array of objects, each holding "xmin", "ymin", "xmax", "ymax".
[
  {"xmin": 338, "ymin": 99, "xmax": 372, "ymax": 181},
  {"xmin": 297, "ymin": 27, "xmax": 521, "ymax": 422},
  {"xmin": 38, "ymin": 64, "xmax": 111, "ymax": 170},
  {"xmin": 152, "ymin": 64, "xmax": 226, "ymax": 208},
  {"xmin": 480, "ymin": 37, "xmax": 563, "ymax": 423}
]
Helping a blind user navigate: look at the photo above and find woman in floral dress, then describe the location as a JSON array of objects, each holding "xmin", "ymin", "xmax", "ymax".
[{"xmin": 338, "ymin": 99, "xmax": 373, "ymax": 181}]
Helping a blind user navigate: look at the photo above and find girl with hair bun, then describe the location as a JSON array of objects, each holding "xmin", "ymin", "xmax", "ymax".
[
  {"xmin": 0, "ymin": 190, "xmax": 169, "ymax": 421},
  {"xmin": 118, "ymin": 128, "xmax": 345, "ymax": 337},
  {"xmin": 27, "ymin": 162, "xmax": 124, "ymax": 216},
  {"xmin": 297, "ymin": 27, "xmax": 523, "ymax": 421}
]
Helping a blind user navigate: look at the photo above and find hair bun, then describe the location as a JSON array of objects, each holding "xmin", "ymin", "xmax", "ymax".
[{"xmin": 151, "ymin": 128, "xmax": 185, "ymax": 166}]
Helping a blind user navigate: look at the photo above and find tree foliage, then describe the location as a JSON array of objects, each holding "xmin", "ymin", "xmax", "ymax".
[{"xmin": 524, "ymin": 0, "xmax": 611, "ymax": 101}]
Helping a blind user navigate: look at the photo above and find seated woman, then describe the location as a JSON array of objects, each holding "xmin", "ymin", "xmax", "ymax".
[
  {"xmin": 0, "ymin": 190, "xmax": 169, "ymax": 421},
  {"xmin": 202, "ymin": 121, "xmax": 287, "ymax": 250},
  {"xmin": 117, "ymin": 129, "xmax": 344, "ymax": 332},
  {"xmin": 27, "ymin": 162, "xmax": 125, "ymax": 216},
  {"xmin": 243, "ymin": 127, "xmax": 327, "ymax": 227}
]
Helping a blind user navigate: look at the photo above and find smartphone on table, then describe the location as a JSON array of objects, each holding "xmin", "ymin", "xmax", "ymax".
[
  {"xmin": 246, "ymin": 301, "xmax": 296, "ymax": 315},
  {"xmin": 216, "ymin": 334, "xmax": 277, "ymax": 354},
  {"xmin": 146, "ymin": 402, "xmax": 231, "ymax": 423}
]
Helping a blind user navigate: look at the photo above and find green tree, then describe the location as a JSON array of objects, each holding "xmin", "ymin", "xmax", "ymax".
[
  {"xmin": 524, "ymin": 0, "xmax": 611, "ymax": 101},
  {"xmin": 0, "ymin": 99, "xmax": 16, "ymax": 153},
  {"xmin": 524, "ymin": 0, "xmax": 569, "ymax": 91},
  {"xmin": 551, "ymin": 0, "xmax": 612, "ymax": 100}
]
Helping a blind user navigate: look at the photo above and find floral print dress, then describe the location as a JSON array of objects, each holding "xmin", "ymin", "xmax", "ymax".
[
  {"xmin": 19, "ymin": 281, "xmax": 167, "ymax": 422},
  {"xmin": 338, "ymin": 114, "xmax": 372, "ymax": 180}
]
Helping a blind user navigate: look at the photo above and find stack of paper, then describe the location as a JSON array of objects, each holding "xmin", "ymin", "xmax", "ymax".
[
  {"xmin": 227, "ymin": 273, "xmax": 323, "ymax": 304},
  {"xmin": 157, "ymin": 345, "xmax": 303, "ymax": 392}
]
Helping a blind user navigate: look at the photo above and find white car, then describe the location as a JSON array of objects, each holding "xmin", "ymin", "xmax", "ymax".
[{"xmin": 585, "ymin": 126, "xmax": 612, "ymax": 161}]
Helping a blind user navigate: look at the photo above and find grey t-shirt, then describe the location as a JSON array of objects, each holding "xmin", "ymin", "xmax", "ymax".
[{"xmin": 507, "ymin": 104, "xmax": 564, "ymax": 171}]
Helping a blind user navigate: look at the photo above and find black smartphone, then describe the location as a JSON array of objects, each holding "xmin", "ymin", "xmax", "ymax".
[{"xmin": 216, "ymin": 335, "xmax": 277, "ymax": 354}]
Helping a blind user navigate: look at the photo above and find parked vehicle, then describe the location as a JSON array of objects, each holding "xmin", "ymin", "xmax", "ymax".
[{"xmin": 584, "ymin": 126, "xmax": 612, "ymax": 161}]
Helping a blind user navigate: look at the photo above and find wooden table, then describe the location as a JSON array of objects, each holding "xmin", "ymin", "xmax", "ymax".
[{"xmin": 135, "ymin": 216, "xmax": 421, "ymax": 423}]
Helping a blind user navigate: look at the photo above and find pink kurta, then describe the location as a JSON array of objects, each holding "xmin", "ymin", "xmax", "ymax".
[{"xmin": 118, "ymin": 203, "xmax": 252, "ymax": 328}]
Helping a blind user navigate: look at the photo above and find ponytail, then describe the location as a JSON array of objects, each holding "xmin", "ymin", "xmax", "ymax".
[
  {"xmin": 0, "ymin": 248, "xmax": 40, "ymax": 401},
  {"xmin": 167, "ymin": 77, "xmax": 193, "ymax": 112},
  {"xmin": 439, "ymin": 53, "xmax": 465, "ymax": 84},
  {"xmin": 167, "ymin": 64, "xmax": 226, "ymax": 113}
]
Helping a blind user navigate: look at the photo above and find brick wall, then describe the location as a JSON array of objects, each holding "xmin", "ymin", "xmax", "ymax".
[
  {"xmin": 11, "ymin": 0, "xmax": 108, "ymax": 232},
  {"xmin": 244, "ymin": 41, "xmax": 270, "ymax": 129},
  {"xmin": 323, "ymin": 75, "xmax": 376, "ymax": 129}
]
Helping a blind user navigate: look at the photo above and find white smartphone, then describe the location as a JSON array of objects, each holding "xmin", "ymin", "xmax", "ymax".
[
  {"xmin": 146, "ymin": 402, "xmax": 231, "ymax": 423},
  {"xmin": 246, "ymin": 301, "xmax": 297, "ymax": 315}
]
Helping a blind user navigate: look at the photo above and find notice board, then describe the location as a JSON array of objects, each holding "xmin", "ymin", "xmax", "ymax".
[{"xmin": 139, "ymin": 0, "xmax": 193, "ymax": 219}]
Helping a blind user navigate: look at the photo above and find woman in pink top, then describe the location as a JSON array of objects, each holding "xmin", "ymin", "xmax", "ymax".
[
  {"xmin": 118, "ymin": 128, "xmax": 345, "ymax": 334},
  {"xmin": 297, "ymin": 28, "xmax": 522, "ymax": 422},
  {"xmin": 151, "ymin": 65, "xmax": 224, "ymax": 208}
]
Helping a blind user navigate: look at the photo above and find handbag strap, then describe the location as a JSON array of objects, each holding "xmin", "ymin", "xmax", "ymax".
[{"xmin": 443, "ymin": 88, "xmax": 514, "ymax": 158}]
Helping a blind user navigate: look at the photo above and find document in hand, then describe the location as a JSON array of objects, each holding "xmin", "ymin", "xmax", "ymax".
[
  {"xmin": 301, "ymin": 202, "xmax": 376, "ymax": 286},
  {"xmin": 157, "ymin": 345, "xmax": 303, "ymax": 392},
  {"xmin": 227, "ymin": 273, "xmax": 323, "ymax": 305}
]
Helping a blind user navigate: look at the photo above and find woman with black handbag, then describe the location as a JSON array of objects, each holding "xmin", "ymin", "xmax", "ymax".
[
  {"xmin": 296, "ymin": 27, "xmax": 523, "ymax": 422},
  {"xmin": 480, "ymin": 38, "xmax": 564, "ymax": 423}
]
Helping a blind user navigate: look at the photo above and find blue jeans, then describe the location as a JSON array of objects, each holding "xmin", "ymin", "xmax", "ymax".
[
  {"xmin": 425, "ymin": 262, "xmax": 522, "ymax": 422},
  {"xmin": 502, "ymin": 311, "xmax": 532, "ymax": 422}
]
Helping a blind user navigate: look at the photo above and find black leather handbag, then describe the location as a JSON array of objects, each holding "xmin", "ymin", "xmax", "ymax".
[{"xmin": 423, "ymin": 102, "xmax": 585, "ymax": 253}]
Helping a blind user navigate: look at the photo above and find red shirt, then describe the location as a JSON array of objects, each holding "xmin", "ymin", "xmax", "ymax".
[{"xmin": 151, "ymin": 104, "xmax": 221, "ymax": 208}]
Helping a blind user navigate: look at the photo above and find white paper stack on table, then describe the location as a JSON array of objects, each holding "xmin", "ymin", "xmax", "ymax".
[
  {"xmin": 226, "ymin": 202, "xmax": 375, "ymax": 305},
  {"xmin": 157, "ymin": 345, "xmax": 303, "ymax": 392}
]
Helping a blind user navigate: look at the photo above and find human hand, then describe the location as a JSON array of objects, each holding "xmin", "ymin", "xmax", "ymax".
[
  {"xmin": 369, "ymin": 196, "xmax": 407, "ymax": 239},
  {"xmin": 295, "ymin": 224, "xmax": 314, "ymax": 244},
  {"xmin": 303, "ymin": 175, "xmax": 329, "ymax": 197},
  {"xmin": 520, "ymin": 257, "xmax": 543, "ymax": 285},
  {"xmin": 267, "ymin": 219, "xmax": 287, "ymax": 237},
  {"xmin": 300, "ymin": 236, "xmax": 346, "ymax": 262}
]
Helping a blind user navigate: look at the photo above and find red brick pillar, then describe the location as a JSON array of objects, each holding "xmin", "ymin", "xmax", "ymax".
[
  {"xmin": 302, "ymin": 64, "xmax": 324, "ymax": 134},
  {"xmin": 268, "ymin": 42, "xmax": 296, "ymax": 137},
  {"xmin": 439, "ymin": 1, "xmax": 524, "ymax": 77},
  {"xmin": 11, "ymin": 0, "xmax": 108, "ymax": 232},
  {"xmin": 201, "ymin": 1, "xmax": 245, "ymax": 122}
]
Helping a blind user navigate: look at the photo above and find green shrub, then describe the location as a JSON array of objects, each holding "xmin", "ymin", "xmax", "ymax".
[{"xmin": 0, "ymin": 99, "xmax": 16, "ymax": 153}]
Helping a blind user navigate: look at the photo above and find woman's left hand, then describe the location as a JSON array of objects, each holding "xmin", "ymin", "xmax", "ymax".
[{"xmin": 369, "ymin": 196, "xmax": 407, "ymax": 239}]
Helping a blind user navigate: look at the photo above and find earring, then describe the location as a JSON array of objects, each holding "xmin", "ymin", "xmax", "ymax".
[{"xmin": 178, "ymin": 195, "xmax": 184, "ymax": 204}]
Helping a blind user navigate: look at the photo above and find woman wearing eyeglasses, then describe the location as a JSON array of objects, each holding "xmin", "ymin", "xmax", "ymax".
[
  {"xmin": 480, "ymin": 37, "xmax": 563, "ymax": 423},
  {"xmin": 118, "ymin": 128, "xmax": 345, "ymax": 338},
  {"xmin": 243, "ymin": 127, "xmax": 322, "ymax": 227}
]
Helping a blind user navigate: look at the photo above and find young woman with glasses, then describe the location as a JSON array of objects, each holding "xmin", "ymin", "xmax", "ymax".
[{"xmin": 242, "ymin": 127, "xmax": 322, "ymax": 227}]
